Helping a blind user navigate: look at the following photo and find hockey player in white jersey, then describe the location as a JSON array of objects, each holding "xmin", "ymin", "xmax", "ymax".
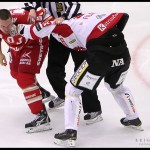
[{"xmin": 17, "ymin": 11, "xmax": 143, "ymax": 147}]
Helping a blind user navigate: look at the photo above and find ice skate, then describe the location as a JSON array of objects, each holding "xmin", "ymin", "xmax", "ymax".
[
  {"xmin": 84, "ymin": 111, "xmax": 103, "ymax": 125},
  {"xmin": 120, "ymin": 117, "xmax": 144, "ymax": 131},
  {"xmin": 39, "ymin": 85, "xmax": 55, "ymax": 103},
  {"xmin": 48, "ymin": 97, "xmax": 65, "ymax": 108},
  {"xmin": 54, "ymin": 129, "xmax": 77, "ymax": 147},
  {"xmin": 25, "ymin": 109, "xmax": 52, "ymax": 133}
]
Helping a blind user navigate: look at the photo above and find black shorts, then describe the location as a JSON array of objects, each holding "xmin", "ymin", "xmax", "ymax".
[{"xmin": 70, "ymin": 40, "xmax": 131, "ymax": 91}]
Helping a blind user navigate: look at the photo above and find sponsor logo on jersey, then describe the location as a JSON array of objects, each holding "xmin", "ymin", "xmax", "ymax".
[
  {"xmin": 9, "ymin": 46, "xmax": 21, "ymax": 51},
  {"xmin": 97, "ymin": 23, "xmax": 106, "ymax": 31},
  {"xmin": 98, "ymin": 13, "xmax": 119, "ymax": 31},
  {"xmin": 20, "ymin": 51, "xmax": 32, "ymax": 65},
  {"xmin": 69, "ymin": 39, "xmax": 76, "ymax": 44},
  {"xmin": 96, "ymin": 14, "xmax": 106, "ymax": 19},
  {"xmin": 22, "ymin": 51, "xmax": 31, "ymax": 59},
  {"xmin": 37, "ymin": 38, "xmax": 44, "ymax": 66},
  {"xmin": 60, "ymin": 38, "xmax": 69, "ymax": 48},
  {"xmin": 83, "ymin": 13, "xmax": 95, "ymax": 19}
]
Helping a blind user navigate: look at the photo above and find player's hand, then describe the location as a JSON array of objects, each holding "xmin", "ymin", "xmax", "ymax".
[
  {"xmin": 0, "ymin": 53, "xmax": 7, "ymax": 66},
  {"xmin": 54, "ymin": 17, "xmax": 64, "ymax": 25},
  {"xmin": 9, "ymin": 24, "xmax": 18, "ymax": 37},
  {"xmin": 28, "ymin": 9, "xmax": 36, "ymax": 24}
]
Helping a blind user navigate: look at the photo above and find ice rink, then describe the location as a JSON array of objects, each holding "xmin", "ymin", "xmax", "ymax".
[{"xmin": 0, "ymin": 2, "xmax": 150, "ymax": 148}]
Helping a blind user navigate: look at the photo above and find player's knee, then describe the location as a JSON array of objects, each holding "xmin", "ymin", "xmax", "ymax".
[
  {"xmin": 104, "ymin": 82, "xmax": 126, "ymax": 95},
  {"xmin": 65, "ymin": 82, "xmax": 83, "ymax": 98},
  {"xmin": 17, "ymin": 72, "xmax": 35, "ymax": 89}
]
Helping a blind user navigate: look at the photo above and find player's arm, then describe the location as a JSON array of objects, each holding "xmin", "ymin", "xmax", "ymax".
[
  {"xmin": 0, "ymin": 39, "xmax": 7, "ymax": 66},
  {"xmin": 16, "ymin": 6, "xmax": 55, "ymax": 39},
  {"xmin": 17, "ymin": 16, "xmax": 55, "ymax": 40}
]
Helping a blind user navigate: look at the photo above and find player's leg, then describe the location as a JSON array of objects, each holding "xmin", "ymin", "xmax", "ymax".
[
  {"xmin": 16, "ymin": 37, "xmax": 52, "ymax": 133},
  {"xmin": 47, "ymin": 36, "xmax": 70, "ymax": 108},
  {"xmin": 54, "ymin": 60, "xmax": 103, "ymax": 147},
  {"xmin": 15, "ymin": 72, "xmax": 52, "ymax": 133},
  {"xmin": 104, "ymin": 52, "xmax": 143, "ymax": 131},
  {"xmin": 71, "ymin": 50, "xmax": 103, "ymax": 125}
]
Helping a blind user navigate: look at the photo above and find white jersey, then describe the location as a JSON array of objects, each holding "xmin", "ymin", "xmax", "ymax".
[{"xmin": 22, "ymin": 12, "xmax": 124, "ymax": 51}]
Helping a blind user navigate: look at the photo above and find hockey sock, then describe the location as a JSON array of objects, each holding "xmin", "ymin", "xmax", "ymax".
[{"xmin": 23, "ymin": 85, "xmax": 44, "ymax": 114}]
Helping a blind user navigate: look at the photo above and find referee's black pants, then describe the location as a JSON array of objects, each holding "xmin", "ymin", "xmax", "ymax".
[{"xmin": 46, "ymin": 35, "xmax": 102, "ymax": 113}]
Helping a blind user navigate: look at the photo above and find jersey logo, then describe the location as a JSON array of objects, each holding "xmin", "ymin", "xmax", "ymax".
[
  {"xmin": 22, "ymin": 51, "xmax": 32, "ymax": 59},
  {"xmin": 111, "ymin": 58, "xmax": 124, "ymax": 67},
  {"xmin": 97, "ymin": 23, "xmax": 106, "ymax": 31},
  {"xmin": 97, "ymin": 13, "xmax": 119, "ymax": 32}
]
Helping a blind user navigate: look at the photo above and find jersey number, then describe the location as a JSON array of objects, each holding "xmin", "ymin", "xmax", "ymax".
[{"xmin": 7, "ymin": 37, "xmax": 23, "ymax": 45}]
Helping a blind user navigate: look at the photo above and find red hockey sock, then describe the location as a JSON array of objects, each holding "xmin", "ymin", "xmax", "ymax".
[{"xmin": 23, "ymin": 85, "xmax": 44, "ymax": 114}]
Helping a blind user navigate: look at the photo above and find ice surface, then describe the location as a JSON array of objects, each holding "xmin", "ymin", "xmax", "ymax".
[{"xmin": 0, "ymin": 2, "xmax": 150, "ymax": 148}]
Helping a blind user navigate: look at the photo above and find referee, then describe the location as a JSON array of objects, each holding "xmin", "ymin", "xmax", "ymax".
[{"xmin": 24, "ymin": 2, "xmax": 103, "ymax": 123}]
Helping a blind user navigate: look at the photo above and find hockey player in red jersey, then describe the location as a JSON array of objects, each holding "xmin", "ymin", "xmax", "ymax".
[
  {"xmin": 0, "ymin": 8, "xmax": 53, "ymax": 133},
  {"xmin": 17, "ymin": 11, "xmax": 143, "ymax": 146}
]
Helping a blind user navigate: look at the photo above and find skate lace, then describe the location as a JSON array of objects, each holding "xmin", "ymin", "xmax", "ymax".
[{"xmin": 31, "ymin": 113, "xmax": 42, "ymax": 124}]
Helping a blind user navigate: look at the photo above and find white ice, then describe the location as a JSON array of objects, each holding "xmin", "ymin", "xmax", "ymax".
[{"xmin": 0, "ymin": 2, "xmax": 150, "ymax": 148}]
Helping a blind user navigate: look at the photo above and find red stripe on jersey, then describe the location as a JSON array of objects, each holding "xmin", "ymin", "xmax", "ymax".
[
  {"xmin": 87, "ymin": 13, "xmax": 124, "ymax": 42},
  {"xmin": 52, "ymin": 24, "xmax": 73, "ymax": 38}
]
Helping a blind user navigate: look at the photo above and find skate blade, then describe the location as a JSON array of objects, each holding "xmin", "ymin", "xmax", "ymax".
[
  {"xmin": 42, "ymin": 95, "xmax": 55, "ymax": 103},
  {"xmin": 125, "ymin": 125, "xmax": 144, "ymax": 131},
  {"xmin": 86, "ymin": 115, "xmax": 103, "ymax": 125},
  {"xmin": 26, "ymin": 122, "xmax": 52, "ymax": 133},
  {"xmin": 54, "ymin": 138, "xmax": 75, "ymax": 147}
]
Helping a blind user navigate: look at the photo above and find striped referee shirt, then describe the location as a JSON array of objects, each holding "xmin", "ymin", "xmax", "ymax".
[{"xmin": 24, "ymin": 2, "xmax": 82, "ymax": 19}]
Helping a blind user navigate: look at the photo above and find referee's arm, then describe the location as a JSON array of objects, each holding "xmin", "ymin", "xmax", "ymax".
[{"xmin": 62, "ymin": 2, "xmax": 82, "ymax": 19}]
